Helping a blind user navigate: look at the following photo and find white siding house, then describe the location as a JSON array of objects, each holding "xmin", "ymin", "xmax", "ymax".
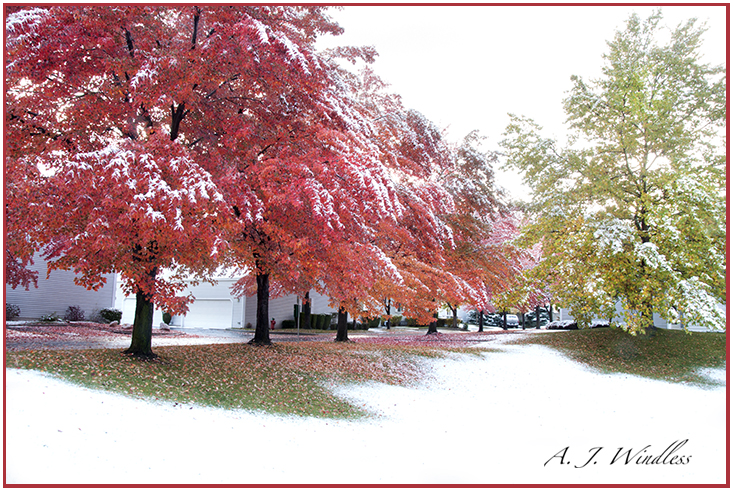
[
  {"xmin": 115, "ymin": 276, "xmax": 245, "ymax": 329},
  {"xmin": 5, "ymin": 252, "xmax": 117, "ymax": 320},
  {"xmin": 7, "ymin": 256, "xmax": 344, "ymax": 330},
  {"xmin": 12, "ymin": 255, "xmax": 720, "ymax": 332}
]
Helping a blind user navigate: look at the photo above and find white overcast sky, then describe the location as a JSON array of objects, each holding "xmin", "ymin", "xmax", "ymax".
[{"xmin": 315, "ymin": 4, "xmax": 727, "ymax": 199}]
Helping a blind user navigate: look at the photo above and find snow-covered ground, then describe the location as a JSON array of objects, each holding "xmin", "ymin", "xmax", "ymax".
[{"xmin": 5, "ymin": 338, "xmax": 726, "ymax": 486}]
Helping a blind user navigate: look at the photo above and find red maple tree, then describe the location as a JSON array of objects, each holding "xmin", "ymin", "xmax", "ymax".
[
  {"xmin": 7, "ymin": 6, "xmax": 514, "ymax": 352},
  {"xmin": 6, "ymin": 6, "xmax": 357, "ymax": 353},
  {"xmin": 6, "ymin": 6, "xmax": 406, "ymax": 351}
]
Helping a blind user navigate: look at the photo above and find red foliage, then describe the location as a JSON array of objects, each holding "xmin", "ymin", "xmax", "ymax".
[{"xmin": 6, "ymin": 6, "xmax": 514, "ymax": 345}]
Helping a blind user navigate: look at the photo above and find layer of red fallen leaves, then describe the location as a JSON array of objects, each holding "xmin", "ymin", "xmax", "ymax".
[
  {"xmin": 7, "ymin": 321, "xmax": 195, "ymax": 337},
  {"xmin": 5, "ymin": 321, "xmax": 521, "ymax": 352},
  {"xmin": 5, "ymin": 321, "xmax": 198, "ymax": 351}
]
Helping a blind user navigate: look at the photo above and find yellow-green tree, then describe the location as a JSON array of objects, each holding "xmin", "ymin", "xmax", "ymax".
[{"xmin": 501, "ymin": 11, "xmax": 725, "ymax": 334}]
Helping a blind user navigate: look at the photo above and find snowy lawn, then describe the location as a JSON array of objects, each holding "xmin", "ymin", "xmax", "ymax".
[
  {"xmin": 508, "ymin": 326, "xmax": 727, "ymax": 386},
  {"xmin": 5, "ymin": 334, "xmax": 727, "ymax": 485}
]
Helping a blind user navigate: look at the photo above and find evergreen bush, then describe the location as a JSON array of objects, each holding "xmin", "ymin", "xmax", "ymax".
[
  {"xmin": 6, "ymin": 303, "xmax": 21, "ymax": 321},
  {"xmin": 99, "ymin": 308, "xmax": 122, "ymax": 323}
]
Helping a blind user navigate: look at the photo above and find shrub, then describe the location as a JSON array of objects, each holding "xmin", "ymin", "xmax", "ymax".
[
  {"xmin": 390, "ymin": 315, "xmax": 402, "ymax": 326},
  {"xmin": 546, "ymin": 320, "xmax": 579, "ymax": 330},
  {"xmin": 436, "ymin": 318, "xmax": 447, "ymax": 327},
  {"xmin": 281, "ymin": 319, "xmax": 296, "ymax": 329},
  {"xmin": 64, "ymin": 305, "xmax": 86, "ymax": 321},
  {"xmin": 40, "ymin": 313, "xmax": 61, "ymax": 323},
  {"xmin": 317, "ymin": 314, "xmax": 332, "ymax": 330},
  {"xmin": 405, "ymin": 318, "xmax": 418, "ymax": 327},
  {"xmin": 162, "ymin": 312, "xmax": 172, "ymax": 324},
  {"xmin": 6, "ymin": 304, "xmax": 21, "ymax": 321},
  {"xmin": 99, "ymin": 308, "xmax": 122, "ymax": 323}
]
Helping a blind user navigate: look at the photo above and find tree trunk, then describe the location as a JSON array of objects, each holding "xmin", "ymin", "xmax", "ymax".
[
  {"xmin": 335, "ymin": 306, "xmax": 350, "ymax": 342},
  {"xmin": 170, "ymin": 102, "xmax": 187, "ymax": 141},
  {"xmin": 502, "ymin": 311, "xmax": 508, "ymax": 330},
  {"xmin": 640, "ymin": 301, "xmax": 657, "ymax": 337},
  {"xmin": 478, "ymin": 309, "xmax": 484, "ymax": 332},
  {"xmin": 385, "ymin": 298, "xmax": 391, "ymax": 329},
  {"xmin": 520, "ymin": 312, "xmax": 526, "ymax": 330},
  {"xmin": 641, "ymin": 320, "xmax": 657, "ymax": 337},
  {"xmin": 548, "ymin": 303, "xmax": 553, "ymax": 322},
  {"xmin": 302, "ymin": 291, "xmax": 312, "ymax": 330},
  {"xmin": 450, "ymin": 304, "xmax": 458, "ymax": 328},
  {"xmin": 536, "ymin": 305, "xmax": 541, "ymax": 329},
  {"xmin": 638, "ymin": 246, "xmax": 657, "ymax": 337},
  {"xmin": 124, "ymin": 288, "xmax": 156, "ymax": 357},
  {"xmin": 426, "ymin": 320, "xmax": 438, "ymax": 334},
  {"xmin": 250, "ymin": 270, "xmax": 272, "ymax": 345}
]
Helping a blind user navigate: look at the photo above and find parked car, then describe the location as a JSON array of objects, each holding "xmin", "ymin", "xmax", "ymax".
[{"xmin": 504, "ymin": 314, "xmax": 519, "ymax": 328}]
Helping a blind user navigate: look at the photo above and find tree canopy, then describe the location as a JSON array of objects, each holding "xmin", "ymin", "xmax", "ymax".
[
  {"xmin": 6, "ymin": 6, "xmax": 514, "ymax": 351},
  {"xmin": 501, "ymin": 11, "xmax": 726, "ymax": 333}
]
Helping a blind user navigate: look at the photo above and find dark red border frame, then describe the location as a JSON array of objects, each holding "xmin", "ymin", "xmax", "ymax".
[{"xmin": 2, "ymin": 1, "xmax": 729, "ymax": 488}]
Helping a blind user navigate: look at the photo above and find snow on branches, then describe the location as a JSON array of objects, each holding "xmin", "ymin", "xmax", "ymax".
[{"xmin": 7, "ymin": 5, "xmax": 513, "ymax": 343}]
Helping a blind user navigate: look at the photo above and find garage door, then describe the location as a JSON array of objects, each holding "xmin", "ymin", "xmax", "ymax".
[{"xmin": 183, "ymin": 299, "xmax": 233, "ymax": 329}]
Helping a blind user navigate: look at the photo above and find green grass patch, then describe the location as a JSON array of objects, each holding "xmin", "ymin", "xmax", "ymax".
[
  {"xmin": 509, "ymin": 327, "xmax": 726, "ymax": 386},
  {"xmin": 5, "ymin": 341, "xmax": 472, "ymax": 419}
]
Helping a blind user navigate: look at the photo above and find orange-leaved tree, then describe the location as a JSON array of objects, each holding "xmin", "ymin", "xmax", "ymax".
[
  {"xmin": 5, "ymin": 6, "xmax": 330, "ymax": 354},
  {"xmin": 210, "ymin": 11, "xmax": 407, "ymax": 345},
  {"xmin": 339, "ymin": 68, "xmax": 512, "ymax": 334},
  {"xmin": 5, "ymin": 6, "xmax": 239, "ymax": 356},
  {"xmin": 7, "ymin": 5, "xmax": 406, "ymax": 351}
]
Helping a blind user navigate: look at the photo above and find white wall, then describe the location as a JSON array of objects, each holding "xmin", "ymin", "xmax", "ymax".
[
  {"xmin": 179, "ymin": 279, "xmax": 244, "ymax": 329},
  {"xmin": 5, "ymin": 252, "xmax": 116, "ymax": 320},
  {"xmin": 438, "ymin": 305, "xmax": 472, "ymax": 323},
  {"xmin": 116, "ymin": 277, "xmax": 245, "ymax": 329}
]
